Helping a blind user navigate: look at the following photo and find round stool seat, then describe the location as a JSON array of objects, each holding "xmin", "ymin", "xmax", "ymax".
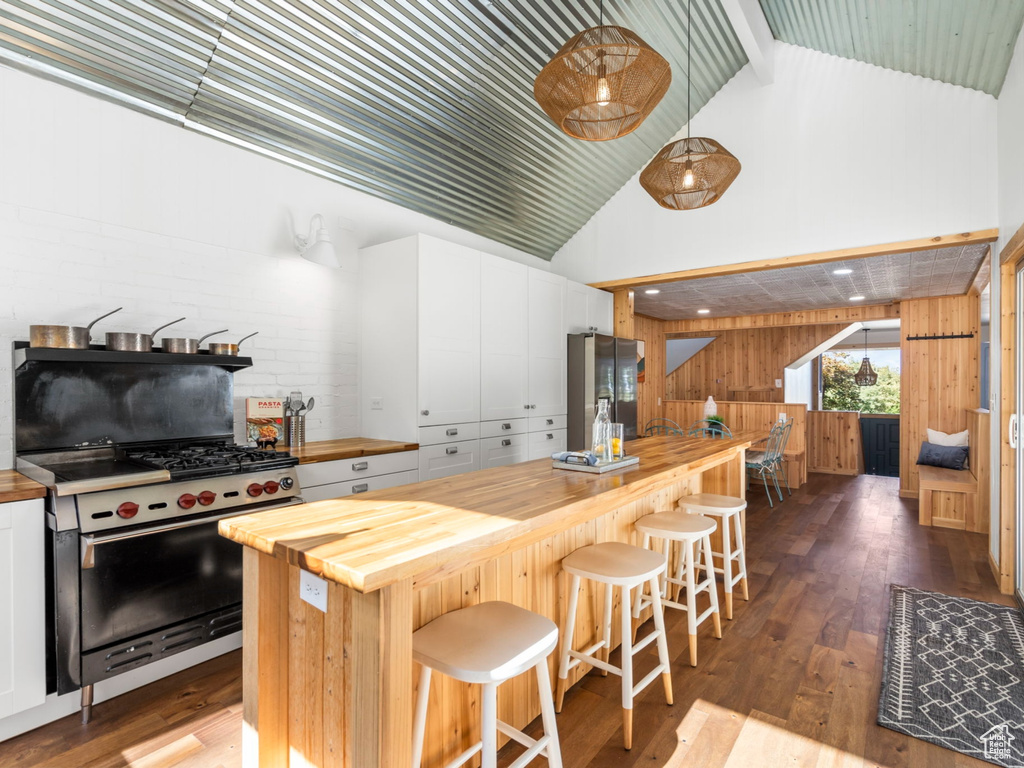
[
  {"xmin": 562, "ymin": 541, "xmax": 666, "ymax": 585},
  {"xmin": 676, "ymin": 493, "xmax": 746, "ymax": 515},
  {"xmin": 636, "ymin": 511, "xmax": 716, "ymax": 539},
  {"xmin": 413, "ymin": 601, "xmax": 558, "ymax": 684}
]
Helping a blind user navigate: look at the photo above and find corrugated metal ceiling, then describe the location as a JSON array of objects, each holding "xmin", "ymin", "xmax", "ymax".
[
  {"xmin": 0, "ymin": 0, "xmax": 747, "ymax": 258},
  {"xmin": 760, "ymin": 0, "xmax": 1024, "ymax": 96}
]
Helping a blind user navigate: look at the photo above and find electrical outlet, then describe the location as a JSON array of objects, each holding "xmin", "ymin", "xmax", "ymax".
[
  {"xmin": 657, "ymin": 397, "xmax": 662, "ymax": 406},
  {"xmin": 775, "ymin": 378, "xmax": 782, "ymax": 388},
  {"xmin": 300, "ymin": 569, "xmax": 328, "ymax": 613},
  {"xmin": 778, "ymin": 412, "xmax": 787, "ymax": 423},
  {"xmin": 370, "ymin": 397, "xmax": 384, "ymax": 410}
]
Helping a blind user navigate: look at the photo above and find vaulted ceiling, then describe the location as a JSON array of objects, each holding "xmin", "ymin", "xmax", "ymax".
[{"xmin": 1, "ymin": 1, "xmax": 1022, "ymax": 259}]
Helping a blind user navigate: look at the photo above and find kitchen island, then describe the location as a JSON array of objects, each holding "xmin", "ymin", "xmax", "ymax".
[{"xmin": 219, "ymin": 434, "xmax": 750, "ymax": 768}]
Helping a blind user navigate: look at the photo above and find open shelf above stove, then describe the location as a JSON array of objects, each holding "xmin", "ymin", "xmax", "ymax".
[{"xmin": 13, "ymin": 343, "xmax": 253, "ymax": 370}]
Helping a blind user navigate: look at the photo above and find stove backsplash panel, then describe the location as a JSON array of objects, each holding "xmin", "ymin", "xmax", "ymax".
[{"xmin": 15, "ymin": 361, "xmax": 234, "ymax": 452}]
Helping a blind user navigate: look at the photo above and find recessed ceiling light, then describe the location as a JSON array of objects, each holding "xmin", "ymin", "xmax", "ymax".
[
  {"xmin": 697, "ymin": 308, "xmax": 710, "ymax": 314},
  {"xmin": 849, "ymin": 295, "xmax": 865, "ymax": 301},
  {"xmin": 644, "ymin": 288, "xmax": 660, "ymax": 294},
  {"xmin": 833, "ymin": 268, "xmax": 853, "ymax": 275}
]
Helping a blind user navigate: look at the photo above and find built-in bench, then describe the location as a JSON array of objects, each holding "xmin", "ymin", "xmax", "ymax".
[{"xmin": 918, "ymin": 463, "xmax": 978, "ymax": 531}]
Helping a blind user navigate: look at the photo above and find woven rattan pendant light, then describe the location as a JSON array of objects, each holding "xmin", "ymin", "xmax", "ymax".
[
  {"xmin": 533, "ymin": 0, "xmax": 671, "ymax": 141},
  {"xmin": 640, "ymin": 0, "xmax": 740, "ymax": 209},
  {"xmin": 854, "ymin": 329, "xmax": 878, "ymax": 387}
]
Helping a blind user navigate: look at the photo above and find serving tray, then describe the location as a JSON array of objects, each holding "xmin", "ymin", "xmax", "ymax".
[{"xmin": 551, "ymin": 455, "xmax": 639, "ymax": 473}]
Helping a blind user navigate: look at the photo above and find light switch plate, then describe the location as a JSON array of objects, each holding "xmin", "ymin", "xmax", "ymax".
[
  {"xmin": 775, "ymin": 379, "xmax": 782, "ymax": 388},
  {"xmin": 300, "ymin": 569, "xmax": 328, "ymax": 613},
  {"xmin": 779, "ymin": 412, "xmax": 787, "ymax": 423}
]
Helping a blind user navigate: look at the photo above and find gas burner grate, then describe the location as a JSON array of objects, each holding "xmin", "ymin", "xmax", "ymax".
[{"xmin": 122, "ymin": 443, "xmax": 298, "ymax": 480}]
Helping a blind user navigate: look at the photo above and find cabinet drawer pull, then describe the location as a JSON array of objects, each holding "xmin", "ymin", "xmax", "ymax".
[
  {"xmin": 446, "ymin": 428, "xmax": 458, "ymax": 436},
  {"xmin": 524, "ymin": 404, "xmax": 530, "ymax": 410},
  {"xmin": 446, "ymin": 447, "xmax": 458, "ymax": 455},
  {"xmin": 502, "ymin": 439, "xmax": 511, "ymax": 447},
  {"xmin": 545, "ymin": 419, "xmax": 554, "ymax": 425},
  {"xmin": 546, "ymin": 433, "xmax": 554, "ymax": 440},
  {"xmin": 501, "ymin": 423, "xmax": 511, "ymax": 430},
  {"xmin": 351, "ymin": 483, "xmax": 369, "ymax": 494},
  {"xmin": 351, "ymin": 461, "xmax": 369, "ymax": 471}
]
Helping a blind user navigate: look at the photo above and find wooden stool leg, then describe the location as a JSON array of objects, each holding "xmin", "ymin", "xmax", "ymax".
[
  {"xmin": 647, "ymin": 574, "xmax": 674, "ymax": 706},
  {"xmin": 411, "ymin": 665, "xmax": 432, "ymax": 768},
  {"xmin": 481, "ymin": 682, "xmax": 498, "ymax": 768},
  {"xmin": 720, "ymin": 512, "xmax": 734, "ymax": 620},
  {"xmin": 555, "ymin": 574, "xmax": 581, "ymax": 712},
  {"xmin": 619, "ymin": 584, "xmax": 635, "ymax": 750},
  {"xmin": 535, "ymin": 658, "xmax": 563, "ymax": 768},
  {"xmin": 733, "ymin": 511, "xmax": 749, "ymax": 601},
  {"xmin": 602, "ymin": 582, "xmax": 613, "ymax": 676},
  {"xmin": 702, "ymin": 534, "xmax": 722, "ymax": 639},
  {"xmin": 684, "ymin": 539, "xmax": 698, "ymax": 667}
]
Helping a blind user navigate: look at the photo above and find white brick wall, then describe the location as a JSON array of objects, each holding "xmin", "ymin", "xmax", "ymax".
[{"xmin": 0, "ymin": 64, "xmax": 549, "ymax": 468}]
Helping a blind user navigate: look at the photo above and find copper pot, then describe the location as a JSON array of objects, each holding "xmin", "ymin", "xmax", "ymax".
[
  {"xmin": 160, "ymin": 329, "xmax": 229, "ymax": 355},
  {"xmin": 105, "ymin": 318, "xmax": 186, "ymax": 353},
  {"xmin": 29, "ymin": 307, "xmax": 122, "ymax": 349},
  {"xmin": 208, "ymin": 331, "xmax": 257, "ymax": 356}
]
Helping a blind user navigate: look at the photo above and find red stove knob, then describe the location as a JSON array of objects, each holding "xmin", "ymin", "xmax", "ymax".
[
  {"xmin": 263, "ymin": 480, "xmax": 280, "ymax": 495},
  {"xmin": 117, "ymin": 502, "xmax": 139, "ymax": 519},
  {"xmin": 198, "ymin": 490, "xmax": 217, "ymax": 506},
  {"xmin": 177, "ymin": 493, "xmax": 197, "ymax": 510},
  {"xmin": 247, "ymin": 483, "xmax": 264, "ymax": 497}
]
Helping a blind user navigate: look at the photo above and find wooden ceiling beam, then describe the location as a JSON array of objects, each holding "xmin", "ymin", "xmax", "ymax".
[
  {"xmin": 588, "ymin": 229, "xmax": 999, "ymax": 291},
  {"xmin": 659, "ymin": 302, "xmax": 902, "ymax": 333}
]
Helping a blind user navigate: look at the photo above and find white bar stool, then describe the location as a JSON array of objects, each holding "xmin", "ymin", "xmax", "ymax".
[
  {"xmin": 676, "ymin": 493, "xmax": 749, "ymax": 620},
  {"xmin": 633, "ymin": 512, "xmax": 722, "ymax": 667},
  {"xmin": 554, "ymin": 541, "xmax": 673, "ymax": 750},
  {"xmin": 412, "ymin": 601, "xmax": 562, "ymax": 768}
]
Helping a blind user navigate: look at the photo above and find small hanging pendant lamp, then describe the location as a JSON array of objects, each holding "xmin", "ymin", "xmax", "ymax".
[
  {"xmin": 640, "ymin": 0, "xmax": 740, "ymax": 209},
  {"xmin": 533, "ymin": 0, "xmax": 671, "ymax": 141},
  {"xmin": 854, "ymin": 329, "xmax": 878, "ymax": 387}
]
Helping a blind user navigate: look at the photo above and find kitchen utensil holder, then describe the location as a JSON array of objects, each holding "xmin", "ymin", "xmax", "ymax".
[{"xmin": 285, "ymin": 414, "xmax": 306, "ymax": 447}]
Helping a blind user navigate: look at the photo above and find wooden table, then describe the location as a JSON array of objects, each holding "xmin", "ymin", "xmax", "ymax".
[{"xmin": 220, "ymin": 434, "xmax": 750, "ymax": 767}]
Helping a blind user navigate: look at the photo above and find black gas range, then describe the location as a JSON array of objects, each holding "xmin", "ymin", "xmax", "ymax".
[{"xmin": 13, "ymin": 350, "xmax": 303, "ymax": 722}]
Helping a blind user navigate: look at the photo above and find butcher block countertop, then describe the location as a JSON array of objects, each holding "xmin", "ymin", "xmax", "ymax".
[
  {"xmin": 220, "ymin": 435, "xmax": 750, "ymax": 594},
  {"xmin": 285, "ymin": 437, "xmax": 418, "ymax": 465},
  {"xmin": 0, "ymin": 470, "xmax": 47, "ymax": 503}
]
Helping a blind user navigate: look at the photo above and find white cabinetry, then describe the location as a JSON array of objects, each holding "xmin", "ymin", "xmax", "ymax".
[
  {"xmin": 566, "ymin": 281, "xmax": 613, "ymax": 335},
  {"xmin": 297, "ymin": 452, "xmax": 419, "ymax": 503},
  {"xmin": 0, "ymin": 498, "xmax": 45, "ymax": 719},
  {"xmin": 527, "ymin": 270, "xmax": 567, "ymax": 417},
  {"xmin": 480, "ymin": 255, "xmax": 529, "ymax": 422}
]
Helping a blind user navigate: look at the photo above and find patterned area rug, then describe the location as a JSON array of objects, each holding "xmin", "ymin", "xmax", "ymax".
[{"xmin": 878, "ymin": 585, "xmax": 1024, "ymax": 767}]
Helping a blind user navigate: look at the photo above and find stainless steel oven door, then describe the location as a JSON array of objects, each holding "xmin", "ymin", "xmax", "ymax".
[{"xmin": 77, "ymin": 502, "xmax": 298, "ymax": 654}]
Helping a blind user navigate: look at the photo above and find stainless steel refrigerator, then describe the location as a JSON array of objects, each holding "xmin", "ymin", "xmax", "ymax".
[{"xmin": 567, "ymin": 333, "xmax": 639, "ymax": 451}]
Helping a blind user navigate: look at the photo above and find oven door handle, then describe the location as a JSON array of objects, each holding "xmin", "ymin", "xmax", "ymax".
[{"xmin": 80, "ymin": 500, "xmax": 303, "ymax": 569}]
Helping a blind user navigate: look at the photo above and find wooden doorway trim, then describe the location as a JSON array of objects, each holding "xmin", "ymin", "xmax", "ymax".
[
  {"xmin": 997, "ymin": 224, "xmax": 1024, "ymax": 594},
  {"xmin": 588, "ymin": 229, "xmax": 999, "ymax": 291}
]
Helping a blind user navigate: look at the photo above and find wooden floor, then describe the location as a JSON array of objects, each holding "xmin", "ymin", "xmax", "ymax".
[{"xmin": 0, "ymin": 473, "xmax": 1013, "ymax": 768}]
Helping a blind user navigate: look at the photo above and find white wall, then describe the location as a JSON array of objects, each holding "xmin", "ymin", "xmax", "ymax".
[
  {"xmin": 552, "ymin": 42, "xmax": 999, "ymax": 284},
  {"xmin": 993, "ymin": 24, "xmax": 1024, "ymax": 563},
  {"xmin": 0, "ymin": 64, "xmax": 548, "ymax": 468},
  {"xmin": 783, "ymin": 363, "xmax": 812, "ymax": 409}
]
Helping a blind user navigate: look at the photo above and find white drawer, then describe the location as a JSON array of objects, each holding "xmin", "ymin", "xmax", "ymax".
[
  {"xmin": 528, "ymin": 428, "xmax": 567, "ymax": 460},
  {"xmin": 528, "ymin": 414, "xmax": 566, "ymax": 432},
  {"xmin": 419, "ymin": 439, "xmax": 480, "ymax": 481},
  {"xmin": 297, "ymin": 450, "xmax": 418, "ymax": 487},
  {"xmin": 479, "ymin": 418, "xmax": 528, "ymax": 438},
  {"xmin": 418, "ymin": 422, "xmax": 480, "ymax": 446},
  {"xmin": 301, "ymin": 469, "xmax": 420, "ymax": 503},
  {"xmin": 480, "ymin": 434, "xmax": 529, "ymax": 469}
]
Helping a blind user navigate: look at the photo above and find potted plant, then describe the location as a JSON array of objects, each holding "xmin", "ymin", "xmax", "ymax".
[{"xmin": 706, "ymin": 414, "xmax": 727, "ymax": 435}]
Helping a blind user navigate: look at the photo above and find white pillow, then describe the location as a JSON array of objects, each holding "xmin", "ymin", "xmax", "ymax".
[{"xmin": 927, "ymin": 428, "xmax": 968, "ymax": 447}]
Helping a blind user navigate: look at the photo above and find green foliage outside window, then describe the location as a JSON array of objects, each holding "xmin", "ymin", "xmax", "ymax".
[{"xmin": 821, "ymin": 351, "xmax": 900, "ymax": 414}]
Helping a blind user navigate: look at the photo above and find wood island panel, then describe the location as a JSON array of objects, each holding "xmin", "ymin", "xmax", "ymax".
[
  {"xmin": 284, "ymin": 437, "xmax": 418, "ymax": 465},
  {"xmin": 0, "ymin": 470, "xmax": 47, "ymax": 503},
  {"xmin": 224, "ymin": 436, "xmax": 749, "ymax": 768}
]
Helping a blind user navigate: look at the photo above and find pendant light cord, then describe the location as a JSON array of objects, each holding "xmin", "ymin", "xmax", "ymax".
[{"xmin": 686, "ymin": 0, "xmax": 691, "ymax": 139}]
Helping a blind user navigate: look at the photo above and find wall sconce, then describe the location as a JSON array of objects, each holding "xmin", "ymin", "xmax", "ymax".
[{"xmin": 295, "ymin": 214, "xmax": 338, "ymax": 267}]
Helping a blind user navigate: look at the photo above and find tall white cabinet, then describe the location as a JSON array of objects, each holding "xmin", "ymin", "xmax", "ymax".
[
  {"xmin": 0, "ymin": 498, "xmax": 45, "ymax": 719},
  {"xmin": 360, "ymin": 234, "xmax": 611, "ymax": 479}
]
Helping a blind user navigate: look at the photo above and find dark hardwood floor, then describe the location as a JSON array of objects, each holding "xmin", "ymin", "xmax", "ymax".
[{"xmin": 1, "ymin": 473, "xmax": 1012, "ymax": 767}]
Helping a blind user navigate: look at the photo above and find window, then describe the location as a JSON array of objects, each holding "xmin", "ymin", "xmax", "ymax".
[{"xmin": 819, "ymin": 348, "xmax": 900, "ymax": 414}]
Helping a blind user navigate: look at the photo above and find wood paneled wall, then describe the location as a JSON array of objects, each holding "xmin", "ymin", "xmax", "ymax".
[
  {"xmin": 967, "ymin": 408, "xmax": 991, "ymax": 533},
  {"xmin": 807, "ymin": 411, "xmax": 863, "ymax": 475},
  {"xmin": 899, "ymin": 294, "xmax": 981, "ymax": 496},
  {"xmin": 663, "ymin": 400, "xmax": 807, "ymax": 486},
  {"xmin": 664, "ymin": 324, "xmax": 848, "ymax": 403},
  {"xmin": 660, "ymin": 303, "xmax": 900, "ymax": 332},
  {"xmin": 635, "ymin": 313, "xmax": 665, "ymax": 434}
]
